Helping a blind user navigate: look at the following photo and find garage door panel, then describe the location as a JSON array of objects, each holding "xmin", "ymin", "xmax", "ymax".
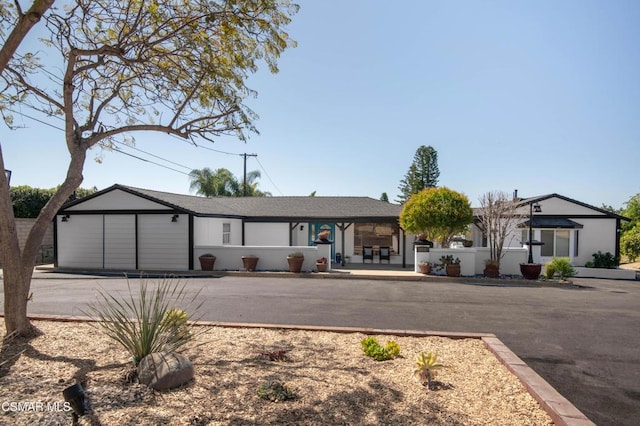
[
  {"xmin": 138, "ymin": 215, "xmax": 188, "ymax": 270},
  {"xmin": 104, "ymin": 215, "xmax": 136, "ymax": 269},
  {"xmin": 57, "ymin": 215, "xmax": 103, "ymax": 268}
]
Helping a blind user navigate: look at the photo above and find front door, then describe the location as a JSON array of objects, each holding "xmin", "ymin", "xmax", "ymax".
[{"xmin": 309, "ymin": 222, "xmax": 335, "ymax": 260}]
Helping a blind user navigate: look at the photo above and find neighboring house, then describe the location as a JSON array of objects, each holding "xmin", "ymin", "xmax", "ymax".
[
  {"xmin": 470, "ymin": 193, "xmax": 629, "ymax": 266},
  {"xmin": 55, "ymin": 184, "xmax": 411, "ymax": 271}
]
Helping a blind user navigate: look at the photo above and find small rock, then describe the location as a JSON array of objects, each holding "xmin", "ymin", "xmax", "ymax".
[{"xmin": 137, "ymin": 352, "xmax": 194, "ymax": 391}]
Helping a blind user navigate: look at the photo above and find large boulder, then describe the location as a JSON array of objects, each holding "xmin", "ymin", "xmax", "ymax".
[{"xmin": 137, "ymin": 352, "xmax": 194, "ymax": 391}]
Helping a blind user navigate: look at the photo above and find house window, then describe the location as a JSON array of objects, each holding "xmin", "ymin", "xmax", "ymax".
[
  {"xmin": 541, "ymin": 230, "xmax": 570, "ymax": 257},
  {"xmin": 222, "ymin": 223, "xmax": 231, "ymax": 244}
]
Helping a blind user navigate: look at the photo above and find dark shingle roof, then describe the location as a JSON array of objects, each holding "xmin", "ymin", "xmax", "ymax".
[{"xmin": 65, "ymin": 184, "xmax": 402, "ymax": 222}]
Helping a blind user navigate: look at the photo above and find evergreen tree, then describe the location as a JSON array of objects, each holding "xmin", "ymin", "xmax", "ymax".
[
  {"xmin": 397, "ymin": 146, "xmax": 439, "ymax": 203},
  {"xmin": 380, "ymin": 192, "xmax": 389, "ymax": 202}
]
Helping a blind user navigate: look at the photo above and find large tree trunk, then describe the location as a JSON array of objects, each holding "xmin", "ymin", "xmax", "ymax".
[{"xmin": 1, "ymin": 144, "xmax": 86, "ymax": 338}]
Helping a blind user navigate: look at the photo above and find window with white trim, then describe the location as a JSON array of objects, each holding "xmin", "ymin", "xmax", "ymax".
[
  {"xmin": 541, "ymin": 230, "xmax": 570, "ymax": 257},
  {"xmin": 222, "ymin": 223, "xmax": 231, "ymax": 244}
]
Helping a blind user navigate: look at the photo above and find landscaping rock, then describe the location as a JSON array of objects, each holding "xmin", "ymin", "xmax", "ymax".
[{"xmin": 137, "ymin": 352, "xmax": 194, "ymax": 391}]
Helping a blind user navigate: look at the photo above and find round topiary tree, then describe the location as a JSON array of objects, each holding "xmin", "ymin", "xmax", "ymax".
[{"xmin": 400, "ymin": 187, "xmax": 474, "ymax": 247}]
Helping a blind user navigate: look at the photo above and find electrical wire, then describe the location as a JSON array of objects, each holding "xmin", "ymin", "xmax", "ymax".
[{"xmin": 5, "ymin": 107, "xmax": 283, "ymax": 193}]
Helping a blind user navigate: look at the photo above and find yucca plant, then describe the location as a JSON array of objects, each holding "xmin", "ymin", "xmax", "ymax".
[
  {"xmin": 84, "ymin": 278, "xmax": 204, "ymax": 365},
  {"xmin": 414, "ymin": 351, "xmax": 444, "ymax": 389}
]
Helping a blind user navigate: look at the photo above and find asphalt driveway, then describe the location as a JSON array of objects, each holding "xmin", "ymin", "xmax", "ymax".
[{"xmin": 2, "ymin": 272, "xmax": 639, "ymax": 426}]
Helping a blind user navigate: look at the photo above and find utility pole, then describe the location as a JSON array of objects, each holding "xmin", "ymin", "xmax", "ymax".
[{"xmin": 242, "ymin": 153, "xmax": 257, "ymax": 196}]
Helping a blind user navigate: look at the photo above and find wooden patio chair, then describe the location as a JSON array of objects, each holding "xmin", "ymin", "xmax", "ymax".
[
  {"xmin": 362, "ymin": 246, "xmax": 374, "ymax": 263},
  {"xmin": 379, "ymin": 246, "xmax": 391, "ymax": 264}
]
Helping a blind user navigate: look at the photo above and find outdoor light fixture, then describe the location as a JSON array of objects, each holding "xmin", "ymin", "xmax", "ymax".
[
  {"xmin": 171, "ymin": 214, "xmax": 179, "ymax": 222},
  {"xmin": 527, "ymin": 202, "xmax": 542, "ymax": 263},
  {"xmin": 61, "ymin": 214, "xmax": 70, "ymax": 222},
  {"xmin": 62, "ymin": 383, "xmax": 87, "ymax": 418},
  {"xmin": 300, "ymin": 225, "xmax": 304, "ymax": 231}
]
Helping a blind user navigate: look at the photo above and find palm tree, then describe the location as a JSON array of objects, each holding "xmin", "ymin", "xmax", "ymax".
[
  {"xmin": 243, "ymin": 170, "xmax": 271, "ymax": 197},
  {"xmin": 189, "ymin": 168, "xmax": 240, "ymax": 197},
  {"xmin": 189, "ymin": 168, "xmax": 270, "ymax": 197}
]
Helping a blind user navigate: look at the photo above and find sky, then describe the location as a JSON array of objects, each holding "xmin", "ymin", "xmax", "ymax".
[{"xmin": 2, "ymin": 0, "xmax": 639, "ymax": 209}]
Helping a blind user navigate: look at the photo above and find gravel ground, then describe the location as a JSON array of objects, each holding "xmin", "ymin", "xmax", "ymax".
[{"xmin": 0, "ymin": 321, "xmax": 552, "ymax": 425}]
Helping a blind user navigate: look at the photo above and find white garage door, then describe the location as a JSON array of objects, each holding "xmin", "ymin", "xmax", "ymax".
[
  {"xmin": 104, "ymin": 215, "xmax": 136, "ymax": 269},
  {"xmin": 57, "ymin": 215, "xmax": 104, "ymax": 268},
  {"xmin": 138, "ymin": 214, "xmax": 189, "ymax": 270}
]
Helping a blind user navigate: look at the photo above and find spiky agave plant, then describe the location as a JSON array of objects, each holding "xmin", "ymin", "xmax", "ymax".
[
  {"xmin": 84, "ymin": 277, "xmax": 204, "ymax": 365},
  {"xmin": 414, "ymin": 351, "xmax": 444, "ymax": 388}
]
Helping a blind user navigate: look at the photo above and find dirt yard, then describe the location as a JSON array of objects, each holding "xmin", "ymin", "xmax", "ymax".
[{"xmin": 0, "ymin": 321, "xmax": 552, "ymax": 425}]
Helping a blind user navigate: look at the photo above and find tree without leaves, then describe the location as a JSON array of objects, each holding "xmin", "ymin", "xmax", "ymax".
[
  {"xmin": 397, "ymin": 145, "xmax": 439, "ymax": 204},
  {"xmin": 476, "ymin": 190, "xmax": 522, "ymax": 271},
  {"xmin": 399, "ymin": 187, "xmax": 473, "ymax": 247},
  {"xmin": 0, "ymin": 0, "xmax": 298, "ymax": 337}
]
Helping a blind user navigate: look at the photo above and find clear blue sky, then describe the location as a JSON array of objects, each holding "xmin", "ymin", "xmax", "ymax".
[{"xmin": 2, "ymin": 0, "xmax": 639, "ymax": 209}]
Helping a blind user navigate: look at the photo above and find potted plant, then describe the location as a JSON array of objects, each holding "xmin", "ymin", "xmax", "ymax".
[
  {"xmin": 242, "ymin": 255, "xmax": 259, "ymax": 272},
  {"xmin": 287, "ymin": 251, "xmax": 304, "ymax": 273},
  {"xmin": 317, "ymin": 230, "xmax": 330, "ymax": 241},
  {"xmin": 483, "ymin": 259, "xmax": 500, "ymax": 278},
  {"xmin": 316, "ymin": 257, "xmax": 328, "ymax": 272},
  {"xmin": 198, "ymin": 253, "xmax": 216, "ymax": 271},
  {"xmin": 439, "ymin": 255, "xmax": 461, "ymax": 277},
  {"xmin": 418, "ymin": 261, "xmax": 431, "ymax": 274}
]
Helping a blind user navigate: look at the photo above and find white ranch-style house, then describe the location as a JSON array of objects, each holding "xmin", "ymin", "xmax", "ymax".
[{"xmin": 54, "ymin": 185, "xmax": 630, "ymax": 277}]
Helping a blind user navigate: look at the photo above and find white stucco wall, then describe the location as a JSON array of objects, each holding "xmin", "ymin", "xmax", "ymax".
[
  {"xmin": 575, "ymin": 218, "xmax": 618, "ymax": 265},
  {"xmin": 194, "ymin": 217, "xmax": 243, "ymax": 246},
  {"xmin": 245, "ymin": 222, "xmax": 290, "ymax": 246}
]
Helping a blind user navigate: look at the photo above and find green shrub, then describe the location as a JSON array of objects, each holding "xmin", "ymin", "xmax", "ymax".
[
  {"xmin": 361, "ymin": 337, "xmax": 401, "ymax": 361},
  {"xmin": 591, "ymin": 251, "xmax": 619, "ymax": 268},
  {"xmin": 545, "ymin": 258, "xmax": 576, "ymax": 280},
  {"xmin": 620, "ymin": 226, "xmax": 640, "ymax": 262},
  {"xmin": 257, "ymin": 381, "xmax": 297, "ymax": 402},
  {"xmin": 85, "ymin": 278, "xmax": 203, "ymax": 365}
]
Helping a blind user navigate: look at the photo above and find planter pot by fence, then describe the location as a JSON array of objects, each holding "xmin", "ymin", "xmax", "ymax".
[
  {"xmin": 446, "ymin": 264, "xmax": 461, "ymax": 277},
  {"xmin": 418, "ymin": 263, "xmax": 431, "ymax": 274},
  {"xmin": 316, "ymin": 263, "xmax": 327, "ymax": 272},
  {"xmin": 483, "ymin": 264, "xmax": 500, "ymax": 278},
  {"xmin": 199, "ymin": 255, "xmax": 216, "ymax": 271},
  {"xmin": 242, "ymin": 256, "xmax": 259, "ymax": 271},
  {"xmin": 287, "ymin": 256, "xmax": 304, "ymax": 273},
  {"xmin": 520, "ymin": 263, "xmax": 542, "ymax": 280}
]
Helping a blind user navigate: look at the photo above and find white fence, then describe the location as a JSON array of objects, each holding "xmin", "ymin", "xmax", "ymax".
[
  {"xmin": 194, "ymin": 245, "xmax": 321, "ymax": 272},
  {"xmin": 415, "ymin": 247, "xmax": 528, "ymax": 276}
]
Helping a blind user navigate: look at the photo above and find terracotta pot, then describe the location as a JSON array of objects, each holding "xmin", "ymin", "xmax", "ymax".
[
  {"xmin": 316, "ymin": 263, "xmax": 327, "ymax": 272},
  {"xmin": 287, "ymin": 256, "xmax": 304, "ymax": 273},
  {"xmin": 446, "ymin": 263, "xmax": 461, "ymax": 277},
  {"xmin": 520, "ymin": 263, "xmax": 542, "ymax": 280},
  {"xmin": 484, "ymin": 264, "xmax": 500, "ymax": 278},
  {"xmin": 198, "ymin": 255, "xmax": 216, "ymax": 271},
  {"xmin": 418, "ymin": 263, "xmax": 431, "ymax": 274},
  {"xmin": 242, "ymin": 256, "xmax": 259, "ymax": 271}
]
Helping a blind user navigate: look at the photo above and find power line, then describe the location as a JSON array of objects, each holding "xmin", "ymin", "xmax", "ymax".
[
  {"xmin": 6, "ymin": 107, "xmax": 283, "ymax": 194},
  {"xmin": 256, "ymin": 156, "xmax": 284, "ymax": 196}
]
